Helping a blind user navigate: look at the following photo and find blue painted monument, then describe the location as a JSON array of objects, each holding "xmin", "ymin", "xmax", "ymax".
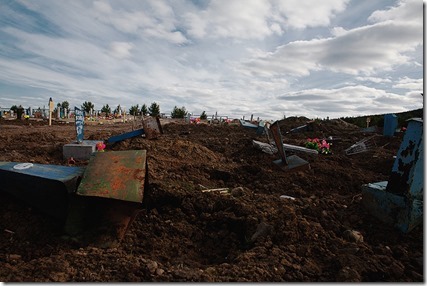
[
  {"xmin": 362, "ymin": 118, "xmax": 423, "ymax": 232},
  {"xmin": 74, "ymin": 107, "xmax": 84, "ymax": 143},
  {"xmin": 383, "ymin": 113, "xmax": 398, "ymax": 137}
]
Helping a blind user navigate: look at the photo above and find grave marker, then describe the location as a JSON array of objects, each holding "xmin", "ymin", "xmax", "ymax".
[
  {"xmin": 383, "ymin": 114, "xmax": 398, "ymax": 137},
  {"xmin": 48, "ymin": 97, "xmax": 54, "ymax": 126},
  {"xmin": 362, "ymin": 118, "xmax": 423, "ymax": 232},
  {"xmin": 75, "ymin": 107, "xmax": 84, "ymax": 143},
  {"xmin": 270, "ymin": 120, "xmax": 310, "ymax": 172},
  {"xmin": 63, "ymin": 107, "xmax": 103, "ymax": 160}
]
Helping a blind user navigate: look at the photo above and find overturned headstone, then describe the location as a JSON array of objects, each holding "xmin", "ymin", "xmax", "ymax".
[
  {"xmin": 0, "ymin": 162, "xmax": 85, "ymax": 222},
  {"xmin": 106, "ymin": 115, "xmax": 163, "ymax": 144},
  {"xmin": 270, "ymin": 120, "xmax": 310, "ymax": 172}
]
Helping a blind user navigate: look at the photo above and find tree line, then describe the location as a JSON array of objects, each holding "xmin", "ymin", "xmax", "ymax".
[
  {"xmin": 340, "ymin": 108, "xmax": 423, "ymax": 128},
  {"xmin": 81, "ymin": 101, "xmax": 208, "ymax": 119},
  {"xmin": 9, "ymin": 101, "xmax": 210, "ymax": 120}
]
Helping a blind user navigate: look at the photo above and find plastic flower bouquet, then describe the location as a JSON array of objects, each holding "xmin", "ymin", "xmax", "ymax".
[{"xmin": 305, "ymin": 138, "xmax": 331, "ymax": 154}]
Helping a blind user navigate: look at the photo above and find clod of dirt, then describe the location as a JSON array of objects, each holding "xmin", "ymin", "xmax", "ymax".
[
  {"xmin": 343, "ymin": 230, "xmax": 364, "ymax": 243},
  {"xmin": 147, "ymin": 260, "xmax": 158, "ymax": 274},
  {"xmin": 231, "ymin": 187, "xmax": 244, "ymax": 197},
  {"xmin": 250, "ymin": 222, "xmax": 273, "ymax": 242},
  {"xmin": 336, "ymin": 266, "xmax": 362, "ymax": 282},
  {"xmin": 8, "ymin": 254, "xmax": 22, "ymax": 261}
]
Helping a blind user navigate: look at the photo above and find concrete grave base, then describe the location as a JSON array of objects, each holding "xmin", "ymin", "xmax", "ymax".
[{"xmin": 63, "ymin": 140, "xmax": 103, "ymax": 160}]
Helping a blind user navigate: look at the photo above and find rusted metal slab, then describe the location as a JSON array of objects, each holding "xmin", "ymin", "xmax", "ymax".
[
  {"xmin": 76, "ymin": 150, "xmax": 147, "ymax": 203},
  {"xmin": 65, "ymin": 150, "xmax": 148, "ymax": 247},
  {"xmin": 65, "ymin": 195, "xmax": 142, "ymax": 248},
  {"xmin": 0, "ymin": 162, "xmax": 84, "ymax": 221},
  {"xmin": 142, "ymin": 116, "xmax": 163, "ymax": 139}
]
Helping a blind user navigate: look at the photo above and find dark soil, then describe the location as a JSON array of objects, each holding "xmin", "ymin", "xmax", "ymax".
[{"xmin": 0, "ymin": 117, "xmax": 423, "ymax": 282}]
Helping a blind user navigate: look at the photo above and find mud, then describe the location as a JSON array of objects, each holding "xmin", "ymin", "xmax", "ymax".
[{"xmin": 0, "ymin": 117, "xmax": 423, "ymax": 282}]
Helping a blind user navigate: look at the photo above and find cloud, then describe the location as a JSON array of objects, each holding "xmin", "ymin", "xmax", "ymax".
[
  {"xmin": 276, "ymin": 85, "xmax": 420, "ymax": 117},
  {"xmin": 183, "ymin": 0, "xmax": 352, "ymax": 40},
  {"xmin": 238, "ymin": 0, "xmax": 422, "ymax": 78},
  {"xmin": 273, "ymin": 0, "xmax": 350, "ymax": 29},
  {"xmin": 0, "ymin": 0, "xmax": 423, "ymax": 120},
  {"xmin": 368, "ymin": 0, "xmax": 420, "ymax": 24},
  {"xmin": 93, "ymin": 0, "xmax": 112, "ymax": 14},
  {"xmin": 392, "ymin": 77, "xmax": 423, "ymax": 90},
  {"xmin": 355, "ymin": 76, "xmax": 392, "ymax": 84},
  {"xmin": 184, "ymin": 0, "xmax": 275, "ymax": 39},
  {"xmin": 93, "ymin": 0, "xmax": 188, "ymax": 44}
]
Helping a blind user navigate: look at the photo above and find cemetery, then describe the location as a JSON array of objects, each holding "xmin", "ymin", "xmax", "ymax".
[{"xmin": 0, "ymin": 109, "xmax": 423, "ymax": 282}]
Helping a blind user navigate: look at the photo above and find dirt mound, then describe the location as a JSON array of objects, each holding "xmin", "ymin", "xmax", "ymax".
[{"xmin": 0, "ymin": 119, "xmax": 422, "ymax": 282}]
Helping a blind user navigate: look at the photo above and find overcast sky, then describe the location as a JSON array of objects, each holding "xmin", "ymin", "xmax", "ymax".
[{"xmin": 0, "ymin": 0, "xmax": 423, "ymax": 120}]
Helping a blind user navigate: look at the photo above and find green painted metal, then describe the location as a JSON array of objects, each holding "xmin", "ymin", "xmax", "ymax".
[{"xmin": 76, "ymin": 150, "xmax": 147, "ymax": 203}]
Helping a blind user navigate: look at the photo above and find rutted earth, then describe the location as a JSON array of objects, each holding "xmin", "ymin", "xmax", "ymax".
[{"xmin": 0, "ymin": 117, "xmax": 423, "ymax": 282}]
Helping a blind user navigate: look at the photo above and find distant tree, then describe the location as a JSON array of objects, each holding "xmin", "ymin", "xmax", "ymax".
[
  {"xmin": 171, "ymin": 106, "xmax": 187, "ymax": 118},
  {"xmin": 61, "ymin": 101, "xmax": 69, "ymax": 110},
  {"xmin": 10, "ymin": 105, "xmax": 24, "ymax": 119},
  {"xmin": 200, "ymin": 111, "xmax": 207, "ymax": 120},
  {"xmin": 54, "ymin": 103, "xmax": 61, "ymax": 117},
  {"xmin": 81, "ymin": 101, "xmax": 94, "ymax": 115},
  {"xmin": 129, "ymin": 104, "xmax": 140, "ymax": 116},
  {"xmin": 148, "ymin": 102, "xmax": 160, "ymax": 117},
  {"xmin": 113, "ymin": 104, "xmax": 122, "ymax": 115},
  {"xmin": 101, "ymin": 104, "xmax": 111, "ymax": 116},
  {"xmin": 141, "ymin": 104, "xmax": 148, "ymax": 116}
]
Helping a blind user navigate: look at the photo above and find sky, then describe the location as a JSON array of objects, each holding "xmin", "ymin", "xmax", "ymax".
[{"xmin": 0, "ymin": 0, "xmax": 423, "ymax": 120}]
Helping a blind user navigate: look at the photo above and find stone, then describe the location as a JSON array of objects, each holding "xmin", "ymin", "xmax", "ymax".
[{"xmin": 343, "ymin": 230, "xmax": 364, "ymax": 243}]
